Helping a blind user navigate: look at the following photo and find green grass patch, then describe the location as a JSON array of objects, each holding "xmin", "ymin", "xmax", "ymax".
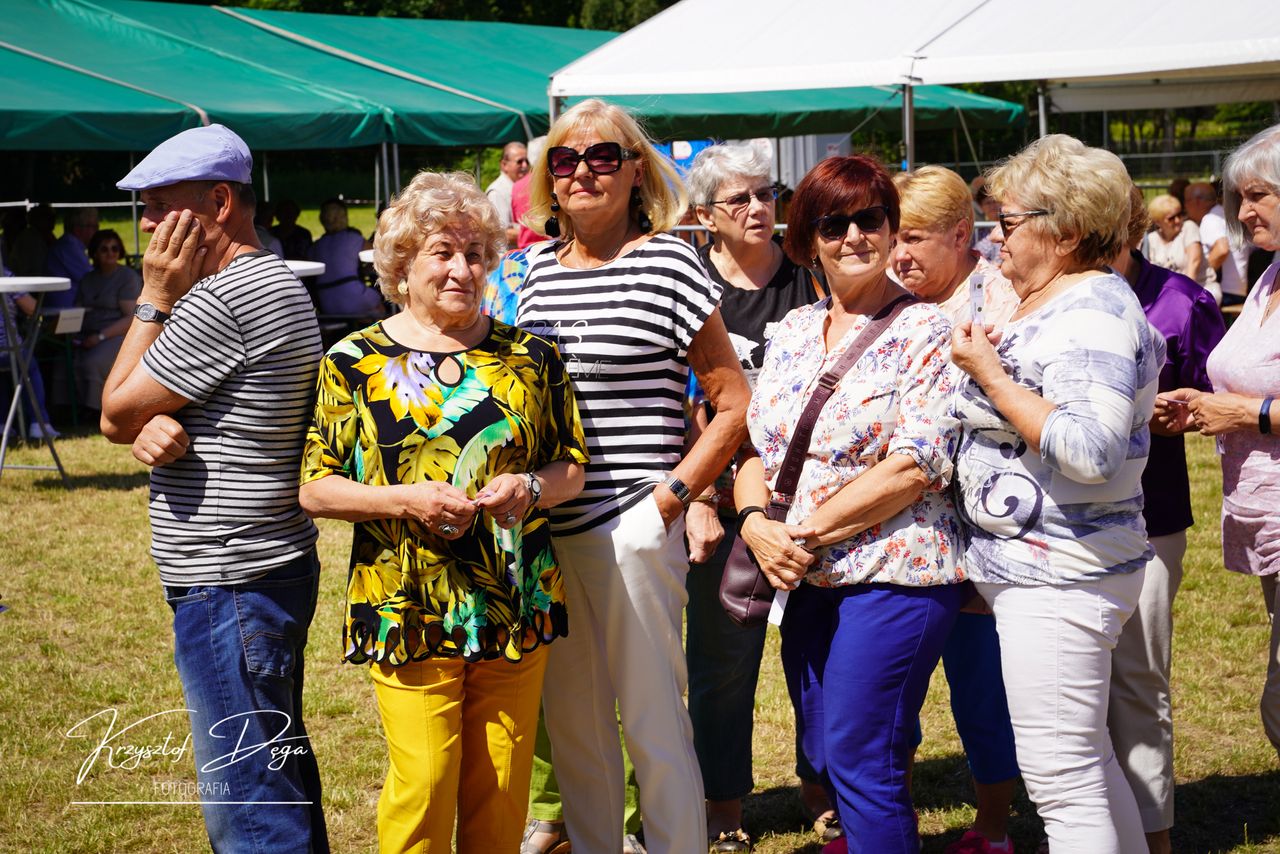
[{"xmin": 1, "ymin": 432, "xmax": 1276, "ymax": 851}]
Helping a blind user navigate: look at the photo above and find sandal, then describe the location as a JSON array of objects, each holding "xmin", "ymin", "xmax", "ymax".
[
  {"xmin": 710, "ymin": 827, "xmax": 752, "ymax": 852},
  {"xmin": 812, "ymin": 812, "xmax": 844, "ymax": 843},
  {"xmin": 521, "ymin": 819, "xmax": 572, "ymax": 854}
]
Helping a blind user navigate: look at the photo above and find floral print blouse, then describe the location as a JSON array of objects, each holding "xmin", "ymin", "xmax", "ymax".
[
  {"xmin": 748, "ymin": 298, "xmax": 964, "ymax": 587},
  {"xmin": 302, "ymin": 320, "xmax": 588, "ymax": 664}
]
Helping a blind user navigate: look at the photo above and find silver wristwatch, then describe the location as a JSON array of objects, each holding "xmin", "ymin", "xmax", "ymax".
[
  {"xmin": 524, "ymin": 472, "xmax": 542, "ymax": 508},
  {"xmin": 134, "ymin": 303, "xmax": 171, "ymax": 324},
  {"xmin": 662, "ymin": 474, "xmax": 692, "ymax": 507}
]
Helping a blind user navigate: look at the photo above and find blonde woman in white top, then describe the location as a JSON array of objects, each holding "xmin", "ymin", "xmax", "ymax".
[{"xmin": 1145, "ymin": 194, "xmax": 1205, "ymax": 283}]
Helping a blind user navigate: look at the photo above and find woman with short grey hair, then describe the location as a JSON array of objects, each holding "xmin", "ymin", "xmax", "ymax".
[
  {"xmin": 1160, "ymin": 122, "xmax": 1280, "ymax": 765},
  {"xmin": 684, "ymin": 142, "xmax": 830, "ymax": 852}
]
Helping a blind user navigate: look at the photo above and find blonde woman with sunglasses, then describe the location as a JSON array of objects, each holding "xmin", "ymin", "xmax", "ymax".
[{"xmin": 516, "ymin": 99, "xmax": 750, "ymax": 854}]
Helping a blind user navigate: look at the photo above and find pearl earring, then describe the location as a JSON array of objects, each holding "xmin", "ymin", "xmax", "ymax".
[{"xmin": 397, "ymin": 281, "xmax": 409, "ymax": 295}]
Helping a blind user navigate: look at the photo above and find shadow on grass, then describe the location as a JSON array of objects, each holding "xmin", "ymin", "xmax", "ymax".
[
  {"xmin": 742, "ymin": 784, "xmax": 824, "ymax": 851},
  {"xmin": 32, "ymin": 471, "xmax": 150, "ymax": 491},
  {"xmin": 1173, "ymin": 769, "xmax": 1280, "ymax": 852}
]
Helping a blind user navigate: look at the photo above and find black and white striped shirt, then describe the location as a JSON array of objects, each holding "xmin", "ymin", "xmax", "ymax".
[
  {"xmin": 516, "ymin": 234, "xmax": 721, "ymax": 535},
  {"xmin": 142, "ymin": 251, "xmax": 322, "ymax": 585}
]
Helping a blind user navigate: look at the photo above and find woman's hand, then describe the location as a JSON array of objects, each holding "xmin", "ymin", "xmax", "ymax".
[
  {"xmin": 472, "ymin": 472, "xmax": 534, "ymax": 529},
  {"xmin": 739, "ymin": 512, "xmax": 816, "ymax": 591},
  {"xmin": 403, "ymin": 482, "xmax": 477, "ymax": 539},
  {"xmin": 685, "ymin": 501, "xmax": 724, "ymax": 564},
  {"xmin": 950, "ymin": 320, "xmax": 1005, "ymax": 388},
  {"xmin": 1189, "ymin": 391, "xmax": 1261, "ymax": 436},
  {"xmin": 1153, "ymin": 388, "xmax": 1201, "ymax": 434}
]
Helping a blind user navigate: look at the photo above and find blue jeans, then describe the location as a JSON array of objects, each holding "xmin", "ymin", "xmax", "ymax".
[
  {"xmin": 165, "ymin": 549, "xmax": 328, "ymax": 854},
  {"xmin": 686, "ymin": 517, "xmax": 819, "ymax": 800},
  {"xmin": 781, "ymin": 581, "xmax": 964, "ymax": 854}
]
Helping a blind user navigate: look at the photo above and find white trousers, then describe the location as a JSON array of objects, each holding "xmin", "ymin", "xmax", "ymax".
[
  {"xmin": 1108, "ymin": 531, "xmax": 1184, "ymax": 833},
  {"xmin": 541, "ymin": 495, "xmax": 706, "ymax": 854},
  {"xmin": 978, "ymin": 570, "xmax": 1147, "ymax": 854}
]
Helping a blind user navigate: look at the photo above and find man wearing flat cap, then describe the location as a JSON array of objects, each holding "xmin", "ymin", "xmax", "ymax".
[{"xmin": 100, "ymin": 124, "xmax": 327, "ymax": 853}]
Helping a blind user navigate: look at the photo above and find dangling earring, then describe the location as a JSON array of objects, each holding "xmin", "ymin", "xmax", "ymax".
[
  {"xmin": 631, "ymin": 187, "xmax": 652, "ymax": 232},
  {"xmin": 544, "ymin": 192, "xmax": 562, "ymax": 239},
  {"xmin": 397, "ymin": 281, "xmax": 409, "ymax": 295}
]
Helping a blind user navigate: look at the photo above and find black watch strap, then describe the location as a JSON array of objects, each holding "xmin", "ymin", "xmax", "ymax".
[{"xmin": 736, "ymin": 505, "xmax": 765, "ymax": 525}]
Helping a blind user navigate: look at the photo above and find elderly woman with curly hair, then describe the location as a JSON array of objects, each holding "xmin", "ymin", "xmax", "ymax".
[
  {"xmin": 299, "ymin": 171, "xmax": 588, "ymax": 853},
  {"xmin": 950, "ymin": 136, "xmax": 1165, "ymax": 852},
  {"xmin": 516, "ymin": 99, "xmax": 750, "ymax": 854}
]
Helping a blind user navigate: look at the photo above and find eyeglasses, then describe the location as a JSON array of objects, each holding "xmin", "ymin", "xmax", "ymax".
[
  {"xmin": 547, "ymin": 142, "xmax": 638, "ymax": 178},
  {"xmin": 710, "ymin": 187, "xmax": 778, "ymax": 211},
  {"xmin": 1163, "ymin": 212, "xmax": 1185, "ymax": 222},
  {"xmin": 813, "ymin": 205, "xmax": 890, "ymax": 241},
  {"xmin": 996, "ymin": 209, "xmax": 1051, "ymax": 234}
]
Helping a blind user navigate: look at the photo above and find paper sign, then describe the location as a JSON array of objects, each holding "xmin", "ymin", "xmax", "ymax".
[{"xmin": 53, "ymin": 308, "xmax": 84, "ymax": 335}]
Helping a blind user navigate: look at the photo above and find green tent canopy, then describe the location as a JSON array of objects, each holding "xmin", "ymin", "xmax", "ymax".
[{"xmin": 0, "ymin": 0, "xmax": 1024, "ymax": 151}]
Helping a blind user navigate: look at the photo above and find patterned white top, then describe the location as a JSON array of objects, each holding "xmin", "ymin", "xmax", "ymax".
[
  {"xmin": 748, "ymin": 297, "xmax": 964, "ymax": 587},
  {"xmin": 954, "ymin": 273, "xmax": 1165, "ymax": 585}
]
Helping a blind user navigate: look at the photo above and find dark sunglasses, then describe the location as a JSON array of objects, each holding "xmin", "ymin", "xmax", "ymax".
[
  {"xmin": 711, "ymin": 187, "xmax": 779, "ymax": 211},
  {"xmin": 813, "ymin": 205, "xmax": 890, "ymax": 241},
  {"xmin": 547, "ymin": 142, "xmax": 638, "ymax": 178}
]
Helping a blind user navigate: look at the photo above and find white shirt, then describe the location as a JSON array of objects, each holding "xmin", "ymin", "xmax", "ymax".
[
  {"xmin": 486, "ymin": 173, "xmax": 515, "ymax": 229},
  {"xmin": 1200, "ymin": 204, "xmax": 1250, "ymax": 297}
]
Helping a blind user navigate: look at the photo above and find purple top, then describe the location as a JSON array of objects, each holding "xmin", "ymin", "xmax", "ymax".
[
  {"xmin": 310, "ymin": 228, "xmax": 380, "ymax": 317},
  {"xmin": 44, "ymin": 233, "xmax": 92, "ymax": 308},
  {"xmin": 1128, "ymin": 251, "xmax": 1225, "ymax": 536}
]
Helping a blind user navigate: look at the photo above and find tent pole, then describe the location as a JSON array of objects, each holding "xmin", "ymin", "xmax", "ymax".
[
  {"xmin": 392, "ymin": 144, "xmax": 402, "ymax": 193},
  {"xmin": 381, "ymin": 143, "xmax": 391, "ymax": 207},
  {"xmin": 1102, "ymin": 110, "xmax": 1109, "ymax": 148},
  {"xmin": 129, "ymin": 152, "xmax": 140, "ymax": 257},
  {"xmin": 1038, "ymin": 83, "xmax": 1048, "ymax": 137},
  {"xmin": 262, "ymin": 151, "xmax": 270, "ymax": 203},
  {"xmin": 549, "ymin": 94, "xmax": 564, "ymax": 124},
  {"xmin": 902, "ymin": 83, "xmax": 915, "ymax": 171},
  {"xmin": 374, "ymin": 152, "xmax": 381, "ymax": 214}
]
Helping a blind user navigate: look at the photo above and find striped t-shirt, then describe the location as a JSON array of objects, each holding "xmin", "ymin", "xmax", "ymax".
[
  {"xmin": 142, "ymin": 250, "xmax": 322, "ymax": 585},
  {"xmin": 516, "ymin": 234, "xmax": 721, "ymax": 535}
]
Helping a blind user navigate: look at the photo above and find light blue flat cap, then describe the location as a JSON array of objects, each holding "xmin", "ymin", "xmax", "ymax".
[{"xmin": 117, "ymin": 124, "xmax": 253, "ymax": 191}]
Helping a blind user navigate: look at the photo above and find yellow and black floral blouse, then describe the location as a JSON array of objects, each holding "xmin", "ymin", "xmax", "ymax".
[{"xmin": 302, "ymin": 320, "xmax": 588, "ymax": 664}]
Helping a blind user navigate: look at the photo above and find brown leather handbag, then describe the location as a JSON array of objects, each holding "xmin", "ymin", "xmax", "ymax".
[{"xmin": 718, "ymin": 294, "xmax": 917, "ymax": 627}]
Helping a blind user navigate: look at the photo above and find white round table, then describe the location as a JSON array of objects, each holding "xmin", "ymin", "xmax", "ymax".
[
  {"xmin": 1, "ymin": 276, "xmax": 70, "ymax": 485},
  {"xmin": 0, "ymin": 276, "xmax": 71, "ymax": 294},
  {"xmin": 285, "ymin": 260, "xmax": 326, "ymax": 278},
  {"xmin": 358, "ymin": 249, "xmax": 374, "ymax": 264}
]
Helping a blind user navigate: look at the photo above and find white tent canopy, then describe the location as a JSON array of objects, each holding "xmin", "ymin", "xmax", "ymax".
[{"xmin": 549, "ymin": 0, "xmax": 1280, "ymax": 113}]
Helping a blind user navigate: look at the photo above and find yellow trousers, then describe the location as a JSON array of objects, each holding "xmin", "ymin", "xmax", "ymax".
[{"xmin": 370, "ymin": 645, "xmax": 548, "ymax": 853}]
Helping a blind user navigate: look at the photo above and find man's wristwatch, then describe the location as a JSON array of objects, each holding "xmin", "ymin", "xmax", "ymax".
[
  {"xmin": 662, "ymin": 474, "xmax": 692, "ymax": 507},
  {"xmin": 524, "ymin": 472, "xmax": 542, "ymax": 508},
  {"xmin": 134, "ymin": 303, "xmax": 171, "ymax": 324}
]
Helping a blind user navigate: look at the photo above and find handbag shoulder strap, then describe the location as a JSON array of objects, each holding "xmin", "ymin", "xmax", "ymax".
[{"xmin": 767, "ymin": 292, "xmax": 917, "ymax": 519}]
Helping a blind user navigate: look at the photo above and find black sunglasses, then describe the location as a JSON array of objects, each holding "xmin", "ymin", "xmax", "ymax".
[
  {"xmin": 813, "ymin": 205, "xmax": 890, "ymax": 241},
  {"xmin": 547, "ymin": 142, "xmax": 639, "ymax": 178}
]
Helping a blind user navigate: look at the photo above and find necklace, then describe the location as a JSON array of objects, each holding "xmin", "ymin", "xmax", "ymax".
[{"xmin": 561, "ymin": 229, "xmax": 633, "ymax": 269}]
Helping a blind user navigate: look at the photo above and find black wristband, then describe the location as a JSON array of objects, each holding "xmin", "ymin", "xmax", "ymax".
[
  {"xmin": 737, "ymin": 505, "xmax": 765, "ymax": 525},
  {"xmin": 1261, "ymin": 396, "xmax": 1274, "ymax": 435}
]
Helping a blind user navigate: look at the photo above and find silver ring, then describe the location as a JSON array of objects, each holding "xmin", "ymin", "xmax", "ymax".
[
  {"xmin": 503, "ymin": 513, "xmax": 516, "ymax": 524},
  {"xmin": 438, "ymin": 523, "xmax": 459, "ymax": 536}
]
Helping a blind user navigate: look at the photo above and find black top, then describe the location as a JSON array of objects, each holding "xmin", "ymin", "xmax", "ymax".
[{"xmin": 699, "ymin": 238, "xmax": 822, "ymax": 387}]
